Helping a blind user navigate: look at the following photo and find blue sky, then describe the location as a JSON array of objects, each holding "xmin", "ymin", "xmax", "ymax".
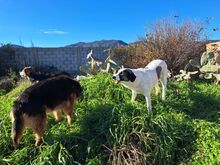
[{"xmin": 0, "ymin": 0, "xmax": 220, "ymax": 47}]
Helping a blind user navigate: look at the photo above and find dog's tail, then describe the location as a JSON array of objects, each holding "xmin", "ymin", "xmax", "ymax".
[{"xmin": 11, "ymin": 101, "xmax": 24, "ymax": 149}]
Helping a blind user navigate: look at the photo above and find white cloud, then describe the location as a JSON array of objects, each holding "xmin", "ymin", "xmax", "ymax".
[{"xmin": 43, "ymin": 29, "xmax": 69, "ymax": 34}]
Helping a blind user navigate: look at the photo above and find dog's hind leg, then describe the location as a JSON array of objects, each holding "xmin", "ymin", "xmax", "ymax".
[
  {"xmin": 155, "ymin": 82, "xmax": 160, "ymax": 96},
  {"xmin": 161, "ymin": 76, "xmax": 167, "ymax": 101},
  {"xmin": 144, "ymin": 93, "xmax": 152, "ymax": 112},
  {"xmin": 131, "ymin": 90, "xmax": 137, "ymax": 101},
  {"xmin": 31, "ymin": 113, "xmax": 47, "ymax": 147},
  {"xmin": 11, "ymin": 111, "xmax": 24, "ymax": 149}
]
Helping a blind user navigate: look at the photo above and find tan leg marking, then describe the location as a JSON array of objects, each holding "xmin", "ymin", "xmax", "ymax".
[
  {"xmin": 53, "ymin": 110, "xmax": 62, "ymax": 121},
  {"xmin": 63, "ymin": 100, "xmax": 74, "ymax": 125},
  {"xmin": 25, "ymin": 113, "xmax": 47, "ymax": 147}
]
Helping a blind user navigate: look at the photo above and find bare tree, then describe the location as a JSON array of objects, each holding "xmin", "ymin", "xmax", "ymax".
[{"xmin": 113, "ymin": 18, "xmax": 208, "ymax": 73}]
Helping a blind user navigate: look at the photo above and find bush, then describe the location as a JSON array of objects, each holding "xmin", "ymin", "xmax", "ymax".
[
  {"xmin": 0, "ymin": 68, "xmax": 21, "ymax": 93},
  {"xmin": 0, "ymin": 78, "xmax": 14, "ymax": 92},
  {"xmin": 0, "ymin": 44, "xmax": 16, "ymax": 76},
  {"xmin": 0, "ymin": 89, "xmax": 6, "ymax": 96},
  {"xmin": 112, "ymin": 18, "xmax": 207, "ymax": 73}
]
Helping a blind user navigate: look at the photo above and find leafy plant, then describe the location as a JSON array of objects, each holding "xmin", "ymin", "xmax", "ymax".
[
  {"xmin": 80, "ymin": 49, "xmax": 120, "ymax": 75},
  {"xmin": 176, "ymin": 50, "xmax": 220, "ymax": 84}
]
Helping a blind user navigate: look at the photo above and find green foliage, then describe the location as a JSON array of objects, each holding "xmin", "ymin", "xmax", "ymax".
[
  {"xmin": 189, "ymin": 59, "xmax": 201, "ymax": 68},
  {"xmin": 0, "ymin": 44, "xmax": 15, "ymax": 54},
  {"xmin": 200, "ymin": 51, "xmax": 209, "ymax": 66},
  {"xmin": 0, "ymin": 44, "xmax": 16, "ymax": 76},
  {"xmin": 203, "ymin": 51, "xmax": 215, "ymax": 64},
  {"xmin": 215, "ymin": 54, "xmax": 220, "ymax": 65},
  {"xmin": 0, "ymin": 78, "xmax": 14, "ymax": 92},
  {"xmin": 0, "ymin": 89, "xmax": 6, "ymax": 96},
  {"xmin": 189, "ymin": 51, "xmax": 217, "ymax": 70},
  {"xmin": 200, "ymin": 64, "xmax": 220, "ymax": 73},
  {"xmin": 0, "ymin": 73, "xmax": 220, "ymax": 164},
  {"xmin": 0, "ymin": 68, "xmax": 20, "ymax": 93}
]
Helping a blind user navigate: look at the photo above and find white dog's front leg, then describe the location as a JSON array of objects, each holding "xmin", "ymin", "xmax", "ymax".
[
  {"xmin": 155, "ymin": 82, "xmax": 160, "ymax": 96},
  {"xmin": 131, "ymin": 90, "xmax": 137, "ymax": 101},
  {"xmin": 162, "ymin": 88, "xmax": 166, "ymax": 101},
  {"xmin": 144, "ymin": 93, "xmax": 152, "ymax": 112}
]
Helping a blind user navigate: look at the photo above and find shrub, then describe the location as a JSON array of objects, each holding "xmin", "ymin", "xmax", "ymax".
[
  {"xmin": 175, "ymin": 50, "xmax": 220, "ymax": 83},
  {"xmin": 0, "ymin": 78, "xmax": 14, "ymax": 92},
  {"xmin": 112, "ymin": 18, "xmax": 207, "ymax": 73},
  {"xmin": 0, "ymin": 89, "xmax": 6, "ymax": 96},
  {"xmin": 0, "ymin": 44, "xmax": 16, "ymax": 76},
  {"xmin": 0, "ymin": 68, "xmax": 20, "ymax": 93}
]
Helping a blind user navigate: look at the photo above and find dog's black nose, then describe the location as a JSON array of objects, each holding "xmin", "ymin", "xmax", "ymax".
[{"xmin": 112, "ymin": 76, "xmax": 116, "ymax": 80}]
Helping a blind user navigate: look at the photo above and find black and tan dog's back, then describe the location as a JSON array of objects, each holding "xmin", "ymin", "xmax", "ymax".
[{"xmin": 10, "ymin": 75, "xmax": 82, "ymax": 149}]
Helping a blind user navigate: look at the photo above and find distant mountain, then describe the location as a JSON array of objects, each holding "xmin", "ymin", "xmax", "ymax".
[
  {"xmin": 66, "ymin": 40, "xmax": 128, "ymax": 48},
  {"xmin": 0, "ymin": 44, "xmax": 24, "ymax": 48},
  {"xmin": 10, "ymin": 44, "xmax": 25, "ymax": 48},
  {"xmin": 129, "ymin": 40, "xmax": 145, "ymax": 45}
]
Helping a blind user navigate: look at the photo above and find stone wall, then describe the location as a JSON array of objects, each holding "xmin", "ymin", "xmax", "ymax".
[{"xmin": 1, "ymin": 47, "xmax": 108, "ymax": 74}]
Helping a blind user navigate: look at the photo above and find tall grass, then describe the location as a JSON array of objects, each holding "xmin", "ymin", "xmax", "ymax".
[{"xmin": 0, "ymin": 73, "xmax": 219, "ymax": 164}]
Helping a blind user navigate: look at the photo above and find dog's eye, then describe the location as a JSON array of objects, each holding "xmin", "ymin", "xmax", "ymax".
[{"xmin": 119, "ymin": 72, "xmax": 124, "ymax": 77}]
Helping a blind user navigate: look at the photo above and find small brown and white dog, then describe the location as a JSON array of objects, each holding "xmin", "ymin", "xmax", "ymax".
[
  {"xmin": 19, "ymin": 66, "xmax": 71, "ymax": 83},
  {"xmin": 113, "ymin": 59, "xmax": 170, "ymax": 112},
  {"xmin": 10, "ymin": 75, "xmax": 82, "ymax": 149}
]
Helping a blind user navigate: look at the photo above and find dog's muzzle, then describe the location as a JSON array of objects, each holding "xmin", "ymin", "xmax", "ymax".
[
  {"xmin": 112, "ymin": 76, "xmax": 120, "ymax": 84},
  {"xmin": 20, "ymin": 71, "xmax": 26, "ymax": 78}
]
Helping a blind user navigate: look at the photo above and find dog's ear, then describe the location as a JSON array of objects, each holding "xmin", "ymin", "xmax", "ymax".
[
  {"xmin": 125, "ymin": 69, "xmax": 136, "ymax": 82},
  {"xmin": 27, "ymin": 66, "xmax": 32, "ymax": 70},
  {"xmin": 24, "ymin": 67, "xmax": 32, "ymax": 75},
  {"xmin": 113, "ymin": 67, "xmax": 120, "ymax": 74}
]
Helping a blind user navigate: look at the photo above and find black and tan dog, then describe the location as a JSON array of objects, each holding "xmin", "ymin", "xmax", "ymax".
[{"xmin": 10, "ymin": 75, "xmax": 82, "ymax": 149}]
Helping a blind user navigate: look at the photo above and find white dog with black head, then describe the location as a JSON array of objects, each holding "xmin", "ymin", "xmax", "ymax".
[{"xmin": 113, "ymin": 59, "xmax": 170, "ymax": 112}]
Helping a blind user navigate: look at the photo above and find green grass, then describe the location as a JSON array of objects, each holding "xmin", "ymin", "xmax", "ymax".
[{"xmin": 0, "ymin": 73, "xmax": 219, "ymax": 164}]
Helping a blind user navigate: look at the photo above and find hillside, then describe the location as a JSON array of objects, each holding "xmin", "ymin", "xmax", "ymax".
[
  {"xmin": 0, "ymin": 44, "xmax": 24, "ymax": 48},
  {"xmin": 66, "ymin": 40, "xmax": 128, "ymax": 48}
]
